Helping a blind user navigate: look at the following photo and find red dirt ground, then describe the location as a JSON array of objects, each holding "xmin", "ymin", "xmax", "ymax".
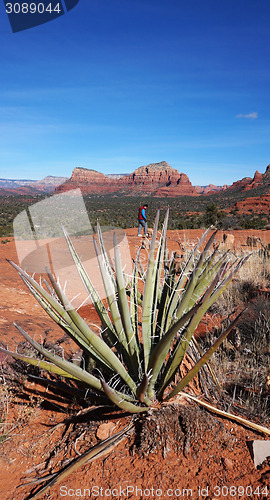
[{"xmin": 0, "ymin": 230, "xmax": 270, "ymax": 500}]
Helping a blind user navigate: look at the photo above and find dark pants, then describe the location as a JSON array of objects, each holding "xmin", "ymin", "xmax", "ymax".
[{"xmin": 138, "ymin": 219, "xmax": 147, "ymax": 236}]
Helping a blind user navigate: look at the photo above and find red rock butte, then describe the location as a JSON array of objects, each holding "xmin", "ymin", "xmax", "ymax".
[{"xmin": 55, "ymin": 161, "xmax": 198, "ymax": 197}]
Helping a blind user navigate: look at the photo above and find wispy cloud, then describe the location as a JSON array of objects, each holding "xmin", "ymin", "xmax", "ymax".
[{"xmin": 236, "ymin": 112, "xmax": 258, "ymax": 120}]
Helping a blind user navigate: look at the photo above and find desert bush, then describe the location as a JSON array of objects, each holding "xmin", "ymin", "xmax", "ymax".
[
  {"xmin": 211, "ymin": 251, "xmax": 270, "ymax": 315},
  {"xmin": 210, "ymin": 303, "xmax": 270, "ymax": 420}
]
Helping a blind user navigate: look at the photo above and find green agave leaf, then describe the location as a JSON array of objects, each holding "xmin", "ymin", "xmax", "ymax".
[
  {"xmin": 155, "ymin": 250, "xmax": 178, "ymax": 338},
  {"xmin": 129, "ymin": 248, "xmax": 140, "ymax": 351},
  {"xmin": 158, "ymin": 263, "xmax": 228, "ymax": 395},
  {"xmin": 173, "ymin": 230, "xmax": 218, "ymax": 322},
  {"xmin": 20, "ymin": 275, "xmax": 114, "ymax": 374},
  {"xmin": 147, "ymin": 301, "xmax": 202, "ymax": 398},
  {"xmin": 151, "ymin": 208, "xmax": 169, "ymax": 344},
  {"xmin": 101, "ymin": 379, "xmax": 148, "ymax": 413},
  {"xmin": 165, "ymin": 310, "xmax": 244, "ymax": 399},
  {"xmin": 14, "ymin": 323, "xmax": 103, "ymax": 391},
  {"xmin": 96, "ymin": 221, "xmax": 116, "ymax": 287},
  {"xmin": 162, "ymin": 227, "xmax": 214, "ymax": 332},
  {"xmin": 62, "ymin": 227, "xmax": 117, "ymax": 347},
  {"xmin": 159, "ymin": 255, "xmax": 249, "ymax": 396},
  {"xmin": 136, "ymin": 253, "xmax": 146, "ymax": 282},
  {"xmin": 141, "ymin": 210, "xmax": 160, "ymax": 370},
  {"xmin": 187, "ymin": 252, "xmax": 229, "ymax": 311},
  {"xmin": 113, "ymin": 233, "xmax": 140, "ymax": 375},
  {"xmin": 8, "ymin": 262, "xmax": 112, "ymax": 370},
  {"xmin": 46, "ymin": 270, "xmax": 137, "ymax": 395},
  {"xmin": 12, "ymin": 326, "xmax": 139, "ymax": 404},
  {"xmin": 0, "ymin": 347, "xmax": 79, "ymax": 379},
  {"xmin": 93, "ymin": 237, "xmax": 129, "ymax": 353},
  {"xmin": 192, "ymin": 336, "xmax": 222, "ymax": 395}
]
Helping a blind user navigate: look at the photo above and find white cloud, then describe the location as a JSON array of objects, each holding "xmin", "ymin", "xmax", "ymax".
[{"xmin": 236, "ymin": 112, "xmax": 258, "ymax": 120}]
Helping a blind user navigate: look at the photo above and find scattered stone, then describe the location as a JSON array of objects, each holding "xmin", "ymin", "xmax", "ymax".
[
  {"xmin": 96, "ymin": 422, "xmax": 116, "ymax": 440},
  {"xmin": 222, "ymin": 457, "xmax": 234, "ymax": 470}
]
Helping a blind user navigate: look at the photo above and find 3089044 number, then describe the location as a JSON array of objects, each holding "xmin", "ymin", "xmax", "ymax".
[
  {"xmin": 5, "ymin": 3, "xmax": 61, "ymax": 14},
  {"xmin": 213, "ymin": 485, "xmax": 268, "ymax": 497}
]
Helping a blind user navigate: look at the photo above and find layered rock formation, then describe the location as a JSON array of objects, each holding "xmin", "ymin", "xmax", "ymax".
[
  {"xmin": 56, "ymin": 162, "xmax": 198, "ymax": 197},
  {"xmin": 56, "ymin": 168, "xmax": 120, "ymax": 195},
  {"xmin": 234, "ymin": 194, "xmax": 270, "ymax": 214}
]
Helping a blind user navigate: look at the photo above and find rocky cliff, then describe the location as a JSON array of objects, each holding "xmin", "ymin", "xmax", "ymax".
[
  {"xmin": 56, "ymin": 162, "xmax": 198, "ymax": 197},
  {"xmin": 226, "ymin": 165, "xmax": 270, "ymax": 193},
  {"xmin": 56, "ymin": 168, "xmax": 120, "ymax": 194}
]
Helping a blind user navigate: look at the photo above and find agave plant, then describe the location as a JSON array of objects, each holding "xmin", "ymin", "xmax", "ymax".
[{"xmin": 1, "ymin": 210, "xmax": 250, "ymax": 413}]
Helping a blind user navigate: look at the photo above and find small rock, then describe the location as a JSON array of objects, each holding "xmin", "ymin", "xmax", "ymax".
[
  {"xmin": 96, "ymin": 422, "xmax": 116, "ymax": 440},
  {"xmin": 222, "ymin": 457, "xmax": 234, "ymax": 470}
]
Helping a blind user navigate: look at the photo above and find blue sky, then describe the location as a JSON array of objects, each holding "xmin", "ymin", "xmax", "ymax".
[{"xmin": 0, "ymin": 0, "xmax": 270, "ymax": 185}]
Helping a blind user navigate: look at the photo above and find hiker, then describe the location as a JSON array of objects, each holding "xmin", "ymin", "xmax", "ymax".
[{"xmin": 138, "ymin": 204, "xmax": 148, "ymax": 236}]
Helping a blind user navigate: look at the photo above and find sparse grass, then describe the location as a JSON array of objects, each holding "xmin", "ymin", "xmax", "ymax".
[
  {"xmin": 212, "ymin": 250, "xmax": 270, "ymax": 314},
  {"xmin": 201, "ymin": 251, "xmax": 270, "ymax": 422}
]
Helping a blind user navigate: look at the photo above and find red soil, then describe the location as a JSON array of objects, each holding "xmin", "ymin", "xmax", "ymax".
[{"xmin": 0, "ymin": 231, "xmax": 270, "ymax": 500}]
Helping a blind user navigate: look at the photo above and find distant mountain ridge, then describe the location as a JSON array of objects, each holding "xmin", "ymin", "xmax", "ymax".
[
  {"xmin": 195, "ymin": 184, "xmax": 229, "ymax": 195},
  {"xmin": 55, "ymin": 161, "xmax": 270, "ymax": 199},
  {"xmin": 1, "ymin": 163, "xmax": 270, "ymax": 217},
  {"xmin": 0, "ymin": 175, "xmax": 68, "ymax": 195}
]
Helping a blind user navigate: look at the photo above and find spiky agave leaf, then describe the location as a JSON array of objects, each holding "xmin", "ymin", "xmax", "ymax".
[
  {"xmin": 62, "ymin": 226, "xmax": 117, "ymax": 347},
  {"xmin": 165, "ymin": 310, "xmax": 245, "ymax": 399},
  {"xmin": 0, "ymin": 347, "xmax": 80, "ymax": 380},
  {"xmin": 162, "ymin": 226, "xmax": 214, "ymax": 332},
  {"xmin": 101, "ymin": 379, "xmax": 148, "ymax": 413},
  {"xmin": 113, "ymin": 232, "xmax": 141, "ymax": 375},
  {"xmin": 141, "ymin": 210, "xmax": 160, "ymax": 371},
  {"xmin": 14, "ymin": 323, "xmax": 103, "ymax": 392},
  {"xmin": 8, "ymin": 260, "xmax": 137, "ymax": 395},
  {"xmin": 158, "ymin": 255, "xmax": 251, "ymax": 398},
  {"xmin": 44, "ymin": 270, "xmax": 138, "ymax": 395}
]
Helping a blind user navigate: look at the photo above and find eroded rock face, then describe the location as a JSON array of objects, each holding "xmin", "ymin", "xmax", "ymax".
[
  {"xmin": 227, "ymin": 176, "xmax": 253, "ymax": 192},
  {"xmin": 226, "ymin": 164, "xmax": 270, "ymax": 193},
  {"xmin": 56, "ymin": 162, "xmax": 198, "ymax": 197},
  {"xmin": 56, "ymin": 168, "xmax": 120, "ymax": 194},
  {"xmin": 155, "ymin": 172, "xmax": 197, "ymax": 197},
  {"xmin": 234, "ymin": 194, "xmax": 270, "ymax": 214}
]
